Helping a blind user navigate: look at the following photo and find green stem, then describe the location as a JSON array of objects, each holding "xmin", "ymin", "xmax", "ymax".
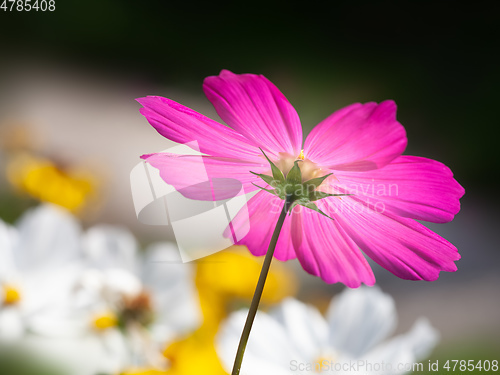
[{"xmin": 231, "ymin": 202, "xmax": 289, "ymax": 375}]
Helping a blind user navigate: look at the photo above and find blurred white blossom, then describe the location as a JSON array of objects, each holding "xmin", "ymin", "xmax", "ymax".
[
  {"xmin": 0, "ymin": 204, "xmax": 83, "ymax": 340},
  {"xmin": 65, "ymin": 225, "xmax": 202, "ymax": 374},
  {"xmin": 0, "ymin": 205, "xmax": 202, "ymax": 375},
  {"xmin": 216, "ymin": 287, "xmax": 439, "ymax": 375}
]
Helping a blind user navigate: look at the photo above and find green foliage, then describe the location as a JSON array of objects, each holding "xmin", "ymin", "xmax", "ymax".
[
  {"xmin": 0, "ymin": 344, "xmax": 68, "ymax": 375},
  {"xmin": 412, "ymin": 338, "xmax": 500, "ymax": 375}
]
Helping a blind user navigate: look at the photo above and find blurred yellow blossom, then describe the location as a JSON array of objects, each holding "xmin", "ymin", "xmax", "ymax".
[
  {"xmin": 6, "ymin": 152, "xmax": 98, "ymax": 213},
  {"xmin": 164, "ymin": 246, "xmax": 297, "ymax": 375}
]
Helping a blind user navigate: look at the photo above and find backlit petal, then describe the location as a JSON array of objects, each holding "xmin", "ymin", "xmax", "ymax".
[
  {"xmin": 334, "ymin": 155, "xmax": 465, "ymax": 223},
  {"xmin": 292, "ymin": 203, "xmax": 375, "ymax": 287},
  {"xmin": 228, "ymin": 191, "xmax": 297, "ymax": 261},
  {"xmin": 137, "ymin": 96, "xmax": 259, "ymax": 159},
  {"xmin": 322, "ymin": 197, "xmax": 460, "ymax": 281},
  {"xmin": 204, "ymin": 70, "xmax": 303, "ymax": 157},
  {"xmin": 142, "ymin": 153, "xmax": 264, "ymax": 200},
  {"xmin": 304, "ymin": 101, "xmax": 406, "ymax": 171}
]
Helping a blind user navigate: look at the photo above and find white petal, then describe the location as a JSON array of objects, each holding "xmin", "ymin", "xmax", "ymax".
[
  {"xmin": 0, "ymin": 308, "xmax": 24, "ymax": 340},
  {"xmin": 22, "ymin": 263, "xmax": 82, "ymax": 315},
  {"xmin": 25, "ymin": 331, "xmax": 128, "ymax": 375},
  {"xmin": 99, "ymin": 329, "xmax": 130, "ymax": 370},
  {"xmin": 103, "ymin": 268, "xmax": 142, "ymax": 297},
  {"xmin": 142, "ymin": 242, "xmax": 201, "ymax": 336},
  {"xmin": 0, "ymin": 219, "xmax": 19, "ymax": 279},
  {"xmin": 14, "ymin": 204, "xmax": 81, "ymax": 272},
  {"xmin": 216, "ymin": 310, "xmax": 306, "ymax": 375},
  {"xmin": 395, "ymin": 317, "xmax": 439, "ymax": 361},
  {"xmin": 270, "ymin": 298, "xmax": 329, "ymax": 361},
  {"xmin": 24, "ymin": 270, "xmax": 89, "ymax": 338},
  {"xmin": 83, "ymin": 225, "xmax": 139, "ymax": 273},
  {"xmin": 75, "ymin": 269, "xmax": 106, "ymax": 301},
  {"xmin": 326, "ymin": 286, "xmax": 397, "ymax": 357},
  {"xmin": 361, "ymin": 343, "xmax": 414, "ymax": 375},
  {"xmin": 360, "ymin": 318, "xmax": 439, "ymax": 375},
  {"xmin": 28, "ymin": 312, "xmax": 89, "ymax": 338}
]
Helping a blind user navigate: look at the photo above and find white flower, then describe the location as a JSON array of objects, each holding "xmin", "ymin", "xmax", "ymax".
[
  {"xmin": 1, "ymin": 205, "xmax": 202, "ymax": 375},
  {"xmin": 53, "ymin": 224, "xmax": 202, "ymax": 375},
  {"xmin": 216, "ymin": 287, "xmax": 439, "ymax": 375},
  {"xmin": 0, "ymin": 204, "xmax": 83, "ymax": 341}
]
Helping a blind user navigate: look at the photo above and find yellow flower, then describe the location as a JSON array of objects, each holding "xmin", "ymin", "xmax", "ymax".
[
  {"xmin": 164, "ymin": 246, "xmax": 297, "ymax": 375},
  {"xmin": 6, "ymin": 153, "xmax": 98, "ymax": 213}
]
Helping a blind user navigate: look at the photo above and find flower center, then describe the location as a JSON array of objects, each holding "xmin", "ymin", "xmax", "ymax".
[
  {"xmin": 313, "ymin": 353, "xmax": 336, "ymax": 373},
  {"xmin": 92, "ymin": 311, "xmax": 118, "ymax": 331},
  {"xmin": 91, "ymin": 289, "xmax": 154, "ymax": 331},
  {"xmin": 121, "ymin": 290, "xmax": 154, "ymax": 326},
  {"xmin": 275, "ymin": 150, "xmax": 323, "ymax": 182},
  {"xmin": 298, "ymin": 149, "xmax": 305, "ymax": 160},
  {"xmin": 2, "ymin": 284, "xmax": 21, "ymax": 306}
]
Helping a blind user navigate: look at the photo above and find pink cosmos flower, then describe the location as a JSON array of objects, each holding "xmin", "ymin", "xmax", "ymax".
[{"xmin": 137, "ymin": 70, "xmax": 464, "ymax": 288}]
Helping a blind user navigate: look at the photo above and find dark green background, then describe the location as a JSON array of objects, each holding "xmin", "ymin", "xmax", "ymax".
[{"xmin": 1, "ymin": 1, "xmax": 498, "ymax": 193}]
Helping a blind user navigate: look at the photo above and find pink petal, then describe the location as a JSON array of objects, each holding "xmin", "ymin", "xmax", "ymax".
[
  {"xmin": 137, "ymin": 96, "xmax": 260, "ymax": 159},
  {"xmin": 203, "ymin": 70, "xmax": 303, "ymax": 157},
  {"xmin": 291, "ymin": 204, "xmax": 375, "ymax": 288},
  {"xmin": 321, "ymin": 197, "xmax": 460, "ymax": 281},
  {"xmin": 228, "ymin": 191, "xmax": 297, "ymax": 261},
  {"xmin": 333, "ymin": 155, "xmax": 465, "ymax": 223},
  {"xmin": 304, "ymin": 101, "xmax": 407, "ymax": 171},
  {"xmin": 141, "ymin": 153, "xmax": 264, "ymax": 200}
]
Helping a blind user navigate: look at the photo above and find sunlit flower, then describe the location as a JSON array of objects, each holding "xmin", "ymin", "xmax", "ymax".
[
  {"xmin": 217, "ymin": 287, "xmax": 439, "ymax": 375},
  {"xmin": 137, "ymin": 70, "xmax": 464, "ymax": 287},
  {"xmin": 164, "ymin": 248, "xmax": 296, "ymax": 375},
  {"xmin": 0, "ymin": 204, "xmax": 83, "ymax": 340}
]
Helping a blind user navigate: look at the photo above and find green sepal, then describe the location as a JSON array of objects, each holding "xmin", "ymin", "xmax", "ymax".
[
  {"xmin": 300, "ymin": 201, "xmax": 334, "ymax": 220},
  {"xmin": 260, "ymin": 148, "xmax": 285, "ymax": 183},
  {"xmin": 254, "ymin": 148, "xmax": 351, "ymax": 221},
  {"xmin": 286, "ymin": 161, "xmax": 302, "ymax": 185},
  {"xmin": 289, "ymin": 198, "xmax": 306, "ymax": 211},
  {"xmin": 251, "ymin": 183, "xmax": 279, "ymax": 197},
  {"xmin": 303, "ymin": 173, "xmax": 333, "ymax": 192},
  {"xmin": 309, "ymin": 191, "xmax": 353, "ymax": 201},
  {"xmin": 289, "ymin": 199, "xmax": 334, "ymax": 220},
  {"xmin": 250, "ymin": 171, "xmax": 276, "ymax": 187}
]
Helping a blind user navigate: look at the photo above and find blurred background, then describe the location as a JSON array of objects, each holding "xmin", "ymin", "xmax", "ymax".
[{"xmin": 1, "ymin": 1, "xmax": 499, "ymax": 374}]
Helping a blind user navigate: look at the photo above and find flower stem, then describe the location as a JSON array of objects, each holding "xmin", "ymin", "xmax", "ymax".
[{"xmin": 231, "ymin": 202, "xmax": 289, "ymax": 375}]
